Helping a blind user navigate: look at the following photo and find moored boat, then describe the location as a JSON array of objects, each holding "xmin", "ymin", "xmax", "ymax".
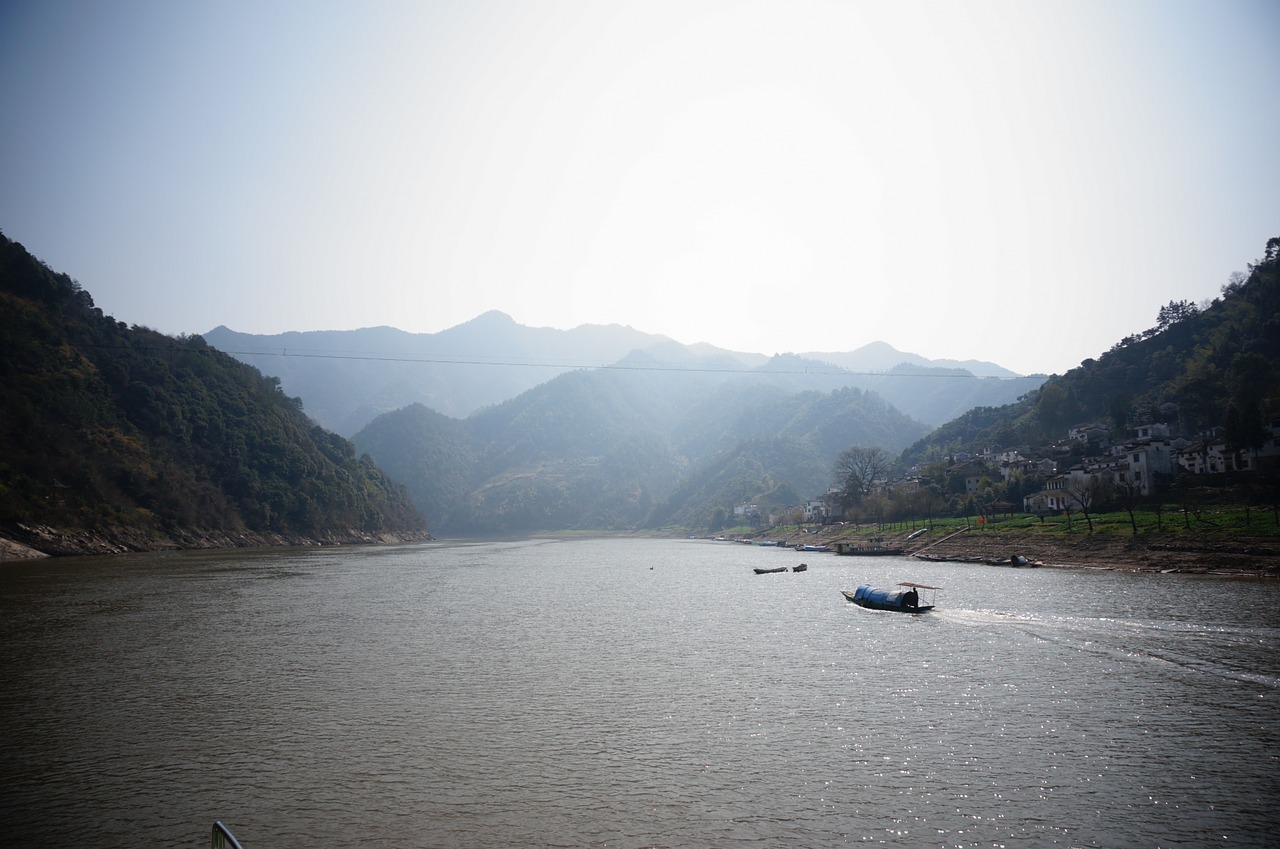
[
  {"xmin": 988, "ymin": 554, "xmax": 1035, "ymax": 567},
  {"xmin": 841, "ymin": 582, "xmax": 940, "ymax": 613},
  {"xmin": 753, "ymin": 566, "xmax": 788, "ymax": 574},
  {"xmin": 832, "ymin": 538, "xmax": 904, "ymax": 556}
]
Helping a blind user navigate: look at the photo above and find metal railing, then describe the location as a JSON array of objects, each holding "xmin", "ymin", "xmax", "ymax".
[{"xmin": 212, "ymin": 821, "xmax": 245, "ymax": 849}]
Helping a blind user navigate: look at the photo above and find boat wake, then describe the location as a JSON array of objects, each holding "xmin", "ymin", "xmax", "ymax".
[{"xmin": 934, "ymin": 607, "xmax": 1280, "ymax": 689}]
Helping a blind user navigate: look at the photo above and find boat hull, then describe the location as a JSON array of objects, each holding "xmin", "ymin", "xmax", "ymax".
[
  {"xmin": 841, "ymin": 586, "xmax": 933, "ymax": 613},
  {"xmin": 833, "ymin": 547, "xmax": 905, "ymax": 556}
]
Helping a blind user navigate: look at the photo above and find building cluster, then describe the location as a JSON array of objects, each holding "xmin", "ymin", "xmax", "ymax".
[
  {"xmin": 1018, "ymin": 419, "xmax": 1280, "ymax": 514},
  {"xmin": 747, "ymin": 416, "xmax": 1280, "ymax": 528}
]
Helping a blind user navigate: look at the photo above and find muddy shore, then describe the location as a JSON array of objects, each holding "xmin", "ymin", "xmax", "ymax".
[{"xmin": 731, "ymin": 525, "xmax": 1280, "ymax": 576}]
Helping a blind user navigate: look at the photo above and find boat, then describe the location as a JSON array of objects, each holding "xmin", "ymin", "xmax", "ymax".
[
  {"xmin": 792, "ymin": 563, "xmax": 808, "ymax": 572},
  {"xmin": 832, "ymin": 538, "xmax": 905, "ymax": 556},
  {"xmin": 841, "ymin": 582, "xmax": 940, "ymax": 613},
  {"xmin": 988, "ymin": 554, "xmax": 1036, "ymax": 567},
  {"xmin": 796, "ymin": 544, "xmax": 830, "ymax": 552},
  {"xmin": 213, "ymin": 822, "xmax": 245, "ymax": 849},
  {"xmin": 753, "ymin": 566, "xmax": 788, "ymax": 574}
]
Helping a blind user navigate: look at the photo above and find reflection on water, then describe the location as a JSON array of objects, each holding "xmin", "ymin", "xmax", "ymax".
[{"xmin": 2, "ymin": 539, "xmax": 1277, "ymax": 848}]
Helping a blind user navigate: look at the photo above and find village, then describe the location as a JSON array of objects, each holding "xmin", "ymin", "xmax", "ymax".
[{"xmin": 728, "ymin": 413, "xmax": 1280, "ymax": 531}]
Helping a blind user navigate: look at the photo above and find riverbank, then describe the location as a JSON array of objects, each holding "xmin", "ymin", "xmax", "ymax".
[
  {"xmin": 6, "ymin": 519, "xmax": 1277, "ymax": 575},
  {"xmin": 0, "ymin": 523, "xmax": 433, "ymax": 560},
  {"xmin": 719, "ymin": 523, "xmax": 1280, "ymax": 576}
]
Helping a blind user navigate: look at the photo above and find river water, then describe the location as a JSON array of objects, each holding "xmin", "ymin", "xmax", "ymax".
[{"xmin": 1, "ymin": 538, "xmax": 1277, "ymax": 848}]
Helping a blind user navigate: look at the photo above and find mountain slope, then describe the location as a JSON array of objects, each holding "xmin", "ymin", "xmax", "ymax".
[
  {"xmin": 352, "ymin": 359, "xmax": 929, "ymax": 535},
  {"xmin": 0, "ymin": 233, "xmax": 426, "ymax": 554},
  {"xmin": 902, "ymin": 237, "xmax": 1280, "ymax": 462},
  {"xmin": 203, "ymin": 313, "xmax": 697, "ymax": 433}
]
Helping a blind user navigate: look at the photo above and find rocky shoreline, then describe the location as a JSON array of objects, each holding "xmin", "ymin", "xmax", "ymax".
[
  {"xmin": 908, "ymin": 532, "xmax": 1279, "ymax": 575},
  {"xmin": 0, "ymin": 523, "xmax": 433, "ymax": 560},
  {"xmin": 735, "ymin": 525, "xmax": 1280, "ymax": 576}
]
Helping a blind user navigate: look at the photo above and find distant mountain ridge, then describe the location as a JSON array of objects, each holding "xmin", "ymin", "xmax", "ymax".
[
  {"xmin": 804, "ymin": 340, "xmax": 1022, "ymax": 378},
  {"xmin": 204, "ymin": 314, "xmax": 1042, "ymax": 434},
  {"xmin": 351, "ymin": 363, "xmax": 929, "ymax": 535}
]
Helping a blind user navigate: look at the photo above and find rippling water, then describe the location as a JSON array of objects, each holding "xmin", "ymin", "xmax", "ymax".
[{"xmin": 2, "ymin": 538, "xmax": 1277, "ymax": 848}]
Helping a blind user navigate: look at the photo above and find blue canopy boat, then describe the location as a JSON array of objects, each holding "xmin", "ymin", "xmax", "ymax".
[{"xmin": 841, "ymin": 582, "xmax": 940, "ymax": 613}]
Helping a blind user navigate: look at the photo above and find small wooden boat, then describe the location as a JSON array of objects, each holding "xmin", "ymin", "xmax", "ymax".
[
  {"xmin": 792, "ymin": 563, "xmax": 808, "ymax": 572},
  {"xmin": 988, "ymin": 554, "xmax": 1035, "ymax": 567},
  {"xmin": 841, "ymin": 582, "xmax": 940, "ymax": 613},
  {"xmin": 753, "ymin": 566, "xmax": 788, "ymax": 574}
]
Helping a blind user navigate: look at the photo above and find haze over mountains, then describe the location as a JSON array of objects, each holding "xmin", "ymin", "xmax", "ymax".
[
  {"xmin": 201, "ymin": 313, "xmax": 1046, "ymax": 536},
  {"xmin": 204, "ymin": 313, "xmax": 1044, "ymax": 436},
  {"xmin": 6, "ymin": 227, "xmax": 1275, "ymax": 547}
]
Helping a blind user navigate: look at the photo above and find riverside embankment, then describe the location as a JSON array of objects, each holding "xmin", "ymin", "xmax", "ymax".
[{"xmin": 725, "ymin": 522, "xmax": 1280, "ymax": 575}]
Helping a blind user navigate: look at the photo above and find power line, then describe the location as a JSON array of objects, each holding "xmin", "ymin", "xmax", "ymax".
[
  {"xmin": 72, "ymin": 341, "xmax": 1033, "ymax": 379},
  {"xmin": 214, "ymin": 347, "xmax": 1028, "ymax": 379}
]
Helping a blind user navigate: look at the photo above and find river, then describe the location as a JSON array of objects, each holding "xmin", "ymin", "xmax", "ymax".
[{"xmin": 2, "ymin": 538, "xmax": 1277, "ymax": 848}]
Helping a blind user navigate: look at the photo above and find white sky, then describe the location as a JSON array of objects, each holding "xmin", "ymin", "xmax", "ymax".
[{"xmin": 2, "ymin": 0, "xmax": 1277, "ymax": 376}]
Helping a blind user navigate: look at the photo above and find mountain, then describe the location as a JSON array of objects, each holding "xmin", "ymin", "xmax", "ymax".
[
  {"xmin": 351, "ymin": 358, "xmax": 929, "ymax": 535},
  {"xmin": 804, "ymin": 340, "xmax": 1022, "ymax": 378},
  {"xmin": 0, "ymin": 233, "xmax": 427, "ymax": 555},
  {"xmin": 901, "ymin": 237, "xmax": 1280, "ymax": 463},
  {"xmin": 203, "ymin": 312, "xmax": 704, "ymax": 434},
  {"xmin": 204, "ymin": 318, "xmax": 1040, "ymax": 435}
]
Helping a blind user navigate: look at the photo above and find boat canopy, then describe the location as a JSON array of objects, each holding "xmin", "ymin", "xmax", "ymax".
[{"xmin": 896, "ymin": 582, "xmax": 941, "ymax": 589}]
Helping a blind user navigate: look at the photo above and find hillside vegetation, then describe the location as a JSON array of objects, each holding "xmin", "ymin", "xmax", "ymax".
[
  {"xmin": 904, "ymin": 238, "xmax": 1280, "ymax": 463},
  {"xmin": 0, "ymin": 233, "xmax": 427, "ymax": 555}
]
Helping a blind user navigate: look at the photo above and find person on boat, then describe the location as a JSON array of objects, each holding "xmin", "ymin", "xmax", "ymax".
[{"xmin": 903, "ymin": 588, "xmax": 918, "ymax": 609}]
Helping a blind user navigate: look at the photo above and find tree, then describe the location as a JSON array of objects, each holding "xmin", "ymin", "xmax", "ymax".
[
  {"xmin": 834, "ymin": 446, "xmax": 894, "ymax": 508},
  {"xmin": 916, "ymin": 484, "xmax": 945, "ymax": 530},
  {"xmin": 1036, "ymin": 381, "xmax": 1080, "ymax": 436},
  {"xmin": 1065, "ymin": 474, "xmax": 1109, "ymax": 533},
  {"xmin": 1224, "ymin": 399, "xmax": 1268, "ymax": 470},
  {"xmin": 1108, "ymin": 394, "xmax": 1130, "ymax": 433},
  {"xmin": 1155, "ymin": 299, "xmax": 1199, "ymax": 332},
  {"xmin": 709, "ymin": 507, "xmax": 727, "ymax": 531},
  {"xmin": 1222, "ymin": 270, "xmax": 1248, "ymax": 297},
  {"xmin": 1113, "ymin": 480, "xmax": 1143, "ymax": 536}
]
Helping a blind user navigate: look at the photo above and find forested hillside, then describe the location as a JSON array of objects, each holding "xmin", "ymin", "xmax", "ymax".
[
  {"xmin": 903, "ymin": 237, "xmax": 1280, "ymax": 462},
  {"xmin": 353, "ymin": 361, "xmax": 929, "ymax": 535},
  {"xmin": 0, "ymin": 234, "xmax": 427, "ymax": 555}
]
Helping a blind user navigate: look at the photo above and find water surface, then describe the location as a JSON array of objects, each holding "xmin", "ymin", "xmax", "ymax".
[{"xmin": 2, "ymin": 538, "xmax": 1277, "ymax": 847}]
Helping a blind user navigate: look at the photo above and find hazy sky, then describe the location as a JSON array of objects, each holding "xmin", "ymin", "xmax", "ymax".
[{"xmin": 2, "ymin": 1, "xmax": 1277, "ymax": 375}]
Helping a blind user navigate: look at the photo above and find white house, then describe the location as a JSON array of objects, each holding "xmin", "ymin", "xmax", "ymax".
[{"xmin": 1111, "ymin": 431, "xmax": 1181, "ymax": 495}]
